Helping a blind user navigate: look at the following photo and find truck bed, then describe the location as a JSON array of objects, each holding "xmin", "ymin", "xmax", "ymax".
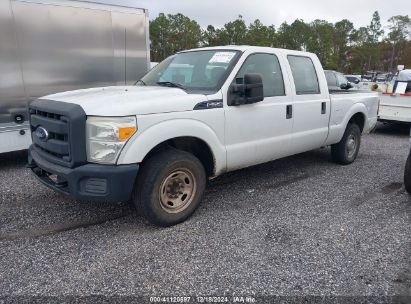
[{"xmin": 325, "ymin": 90, "xmax": 379, "ymax": 145}]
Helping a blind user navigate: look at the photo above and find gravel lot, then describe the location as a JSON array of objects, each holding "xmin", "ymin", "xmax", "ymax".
[{"xmin": 0, "ymin": 123, "xmax": 410, "ymax": 301}]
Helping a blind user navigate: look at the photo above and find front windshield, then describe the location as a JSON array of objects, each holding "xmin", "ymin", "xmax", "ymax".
[{"xmin": 139, "ymin": 50, "xmax": 241, "ymax": 93}]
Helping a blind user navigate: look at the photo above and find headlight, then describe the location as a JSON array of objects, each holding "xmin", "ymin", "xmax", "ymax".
[{"xmin": 86, "ymin": 116, "xmax": 137, "ymax": 164}]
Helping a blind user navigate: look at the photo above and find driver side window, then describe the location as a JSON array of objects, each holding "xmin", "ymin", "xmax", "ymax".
[{"xmin": 235, "ymin": 53, "xmax": 285, "ymax": 97}]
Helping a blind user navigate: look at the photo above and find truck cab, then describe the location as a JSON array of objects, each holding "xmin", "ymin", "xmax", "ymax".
[{"xmin": 28, "ymin": 46, "xmax": 379, "ymax": 226}]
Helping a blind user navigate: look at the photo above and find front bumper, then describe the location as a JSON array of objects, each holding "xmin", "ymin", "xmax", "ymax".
[{"xmin": 28, "ymin": 146, "xmax": 139, "ymax": 202}]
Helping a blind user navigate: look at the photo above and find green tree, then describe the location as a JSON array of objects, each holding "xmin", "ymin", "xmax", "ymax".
[
  {"xmin": 245, "ymin": 19, "xmax": 276, "ymax": 46},
  {"xmin": 220, "ymin": 16, "xmax": 248, "ymax": 45},
  {"xmin": 149, "ymin": 12, "xmax": 411, "ymax": 74},
  {"xmin": 333, "ymin": 19, "xmax": 354, "ymax": 71},
  {"xmin": 276, "ymin": 20, "xmax": 311, "ymax": 51},
  {"xmin": 149, "ymin": 13, "xmax": 172, "ymax": 62},
  {"xmin": 348, "ymin": 27, "xmax": 370, "ymax": 73},
  {"xmin": 367, "ymin": 11, "xmax": 384, "ymax": 70},
  {"xmin": 149, "ymin": 13, "xmax": 201, "ymax": 61},
  {"xmin": 387, "ymin": 15, "xmax": 411, "ymax": 72},
  {"xmin": 306, "ymin": 20, "xmax": 335, "ymax": 69}
]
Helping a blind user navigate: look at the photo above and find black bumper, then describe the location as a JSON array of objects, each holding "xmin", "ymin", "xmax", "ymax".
[{"xmin": 28, "ymin": 146, "xmax": 139, "ymax": 202}]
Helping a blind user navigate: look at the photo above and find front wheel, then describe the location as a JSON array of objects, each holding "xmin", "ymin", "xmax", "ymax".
[
  {"xmin": 404, "ymin": 152, "xmax": 411, "ymax": 194},
  {"xmin": 331, "ymin": 123, "xmax": 361, "ymax": 165},
  {"xmin": 132, "ymin": 149, "xmax": 206, "ymax": 227}
]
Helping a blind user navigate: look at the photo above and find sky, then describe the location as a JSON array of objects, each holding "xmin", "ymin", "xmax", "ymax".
[{"xmin": 92, "ymin": 0, "xmax": 410, "ymax": 29}]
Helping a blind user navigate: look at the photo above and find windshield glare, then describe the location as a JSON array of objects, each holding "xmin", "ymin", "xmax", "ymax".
[{"xmin": 140, "ymin": 50, "xmax": 240, "ymax": 93}]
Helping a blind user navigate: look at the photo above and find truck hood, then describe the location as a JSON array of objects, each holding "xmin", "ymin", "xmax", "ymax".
[{"xmin": 40, "ymin": 86, "xmax": 207, "ymax": 116}]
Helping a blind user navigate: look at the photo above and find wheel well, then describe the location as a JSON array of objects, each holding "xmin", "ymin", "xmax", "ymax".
[
  {"xmin": 142, "ymin": 137, "xmax": 215, "ymax": 177},
  {"xmin": 348, "ymin": 113, "xmax": 365, "ymax": 132}
]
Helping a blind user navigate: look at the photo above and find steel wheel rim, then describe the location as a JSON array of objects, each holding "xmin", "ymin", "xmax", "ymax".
[
  {"xmin": 346, "ymin": 133, "xmax": 357, "ymax": 159},
  {"xmin": 159, "ymin": 169, "xmax": 197, "ymax": 214}
]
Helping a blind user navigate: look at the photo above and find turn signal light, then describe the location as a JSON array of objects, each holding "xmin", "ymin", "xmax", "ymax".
[{"xmin": 118, "ymin": 127, "xmax": 137, "ymax": 141}]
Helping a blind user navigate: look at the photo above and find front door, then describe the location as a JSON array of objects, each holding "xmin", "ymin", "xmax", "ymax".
[{"xmin": 223, "ymin": 52, "xmax": 294, "ymax": 171}]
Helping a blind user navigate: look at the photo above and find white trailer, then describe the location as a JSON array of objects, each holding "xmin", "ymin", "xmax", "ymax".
[
  {"xmin": 378, "ymin": 70, "xmax": 411, "ymax": 124},
  {"xmin": 0, "ymin": 0, "xmax": 150, "ymax": 153}
]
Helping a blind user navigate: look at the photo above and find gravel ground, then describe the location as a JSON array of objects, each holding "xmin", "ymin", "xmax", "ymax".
[{"xmin": 0, "ymin": 123, "xmax": 410, "ymax": 301}]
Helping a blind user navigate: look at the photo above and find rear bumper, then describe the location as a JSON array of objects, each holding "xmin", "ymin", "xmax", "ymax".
[{"xmin": 28, "ymin": 146, "xmax": 139, "ymax": 202}]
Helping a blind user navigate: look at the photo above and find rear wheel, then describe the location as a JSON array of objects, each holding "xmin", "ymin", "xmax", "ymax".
[
  {"xmin": 331, "ymin": 123, "xmax": 361, "ymax": 165},
  {"xmin": 132, "ymin": 149, "xmax": 206, "ymax": 227},
  {"xmin": 404, "ymin": 152, "xmax": 411, "ymax": 194}
]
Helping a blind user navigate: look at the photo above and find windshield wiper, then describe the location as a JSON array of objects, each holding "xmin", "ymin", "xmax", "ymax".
[
  {"xmin": 156, "ymin": 81, "xmax": 186, "ymax": 90},
  {"xmin": 135, "ymin": 79, "xmax": 146, "ymax": 86}
]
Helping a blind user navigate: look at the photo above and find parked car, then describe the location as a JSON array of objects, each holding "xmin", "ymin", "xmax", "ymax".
[
  {"xmin": 0, "ymin": 0, "xmax": 150, "ymax": 154},
  {"xmin": 345, "ymin": 75, "xmax": 361, "ymax": 84},
  {"xmin": 344, "ymin": 75, "xmax": 372, "ymax": 91},
  {"xmin": 27, "ymin": 46, "xmax": 379, "ymax": 226},
  {"xmin": 325, "ymin": 70, "xmax": 353, "ymax": 91}
]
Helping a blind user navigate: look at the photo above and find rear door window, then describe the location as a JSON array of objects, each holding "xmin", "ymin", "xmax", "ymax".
[{"xmin": 288, "ymin": 55, "xmax": 320, "ymax": 94}]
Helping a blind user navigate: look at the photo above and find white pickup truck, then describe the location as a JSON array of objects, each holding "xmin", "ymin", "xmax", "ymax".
[{"xmin": 28, "ymin": 46, "xmax": 379, "ymax": 226}]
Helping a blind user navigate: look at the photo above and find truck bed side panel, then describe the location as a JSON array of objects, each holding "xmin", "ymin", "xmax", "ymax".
[{"xmin": 326, "ymin": 92, "xmax": 378, "ymax": 145}]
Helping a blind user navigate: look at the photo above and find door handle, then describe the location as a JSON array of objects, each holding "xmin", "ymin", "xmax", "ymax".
[
  {"xmin": 286, "ymin": 104, "xmax": 292, "ymax": 119},
  {"xmin": 321, "ymin": 102, "xmax": 326, "ymax": 114}
]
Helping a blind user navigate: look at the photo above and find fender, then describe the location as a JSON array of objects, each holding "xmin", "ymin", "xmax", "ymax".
[
  {"xmin": 326, "ymin": 103, "xmax": 368, "ymax": 145},
  {"xmin": 117, "ymin": 118, "xmax": 227, "ymax": 176}
]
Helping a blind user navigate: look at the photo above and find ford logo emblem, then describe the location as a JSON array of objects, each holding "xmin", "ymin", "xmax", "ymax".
[{"xmin": 35, "ymin": 126, "xmax": 49, "ymax": 142}]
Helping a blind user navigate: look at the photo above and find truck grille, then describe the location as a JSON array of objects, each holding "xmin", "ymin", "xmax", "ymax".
[
  {"xmin": 29, "ymin": 99, "xmax": 87, "ymax": 168},
  {"xmin": 30, "ymin": 109, "xmax": 70, "ymax": 160}
]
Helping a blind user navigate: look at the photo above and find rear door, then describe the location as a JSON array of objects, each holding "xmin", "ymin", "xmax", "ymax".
[{"xmin": 286, "ymin": 54, "xmax": 330, "ymax": 154}]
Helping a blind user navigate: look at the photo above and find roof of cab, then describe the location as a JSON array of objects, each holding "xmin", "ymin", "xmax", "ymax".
[{"xmin": 181, "ymin": 45, "xmax": 315, "ymax": 57}]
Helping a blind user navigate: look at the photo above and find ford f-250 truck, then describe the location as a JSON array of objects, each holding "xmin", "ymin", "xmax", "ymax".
[{"xmin": 27, "ymin": 46, "xmax": 379, "ymax": 226}]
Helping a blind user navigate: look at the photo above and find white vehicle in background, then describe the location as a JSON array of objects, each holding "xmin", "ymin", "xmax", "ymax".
[
  {"xmin": 345, "ymin": 75, "xmax": 372, "ymax": 91},
  {"xmin": 27, "ymin": 46, "xmax": 379, "ymax": 226},
  {"xmin": 378, "ymin": 69, "xmax": 411, "ymax": 124}
]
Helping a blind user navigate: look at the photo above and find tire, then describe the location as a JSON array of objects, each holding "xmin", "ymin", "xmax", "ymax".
[
  {"xmin": 331, "ymin": 123, "xmax": 361, "ymax": 165},
  {"xmin": 132, "ymin": 149, "xmax": 206, "ymax": 227},
  {"xmin": 404, "ymin": 152, "xmax": 411, "ymax": 194}
]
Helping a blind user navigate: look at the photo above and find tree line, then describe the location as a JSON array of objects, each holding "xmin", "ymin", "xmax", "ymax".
[{"xmin": 149, "ymin": 11, "xmax": 411, "ymax": 74}]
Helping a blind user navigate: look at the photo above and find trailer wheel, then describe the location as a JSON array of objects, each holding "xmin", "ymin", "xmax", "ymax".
[
  {"xmin": 132, "ymin": 149, "xmax": 206, "ymax": 227},
  {"xmin": 331, "ymin": 123, "xmax": 361, "ymax": 165},
  {"xmin": 404, "ymin": 153, "xmax": 411, "ymax": 194}
]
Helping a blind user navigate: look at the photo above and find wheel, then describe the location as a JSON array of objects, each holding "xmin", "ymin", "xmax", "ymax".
[
  {"xmin": 132, "ymin": 149, "xmax": 206, "ymax": 227},
  {"xmin": 331, "ymin": 123, "xmax": 361, "ymax": 165},
  {"xmin": 404, "ymin": 152, "xmax": 411, "ymax": 194}
]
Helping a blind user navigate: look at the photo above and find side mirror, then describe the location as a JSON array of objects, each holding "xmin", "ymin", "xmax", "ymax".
[
  {"xmin": 340, "ymin": 83, "xmax": 352, "ymax": 90},
  {"xmin": 229, "ymin": 73, "xmax": 264, "ymax": 106},
  {"xmin": 354, "ymin": 79, "xmax": 360, "ymax": 84}
]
